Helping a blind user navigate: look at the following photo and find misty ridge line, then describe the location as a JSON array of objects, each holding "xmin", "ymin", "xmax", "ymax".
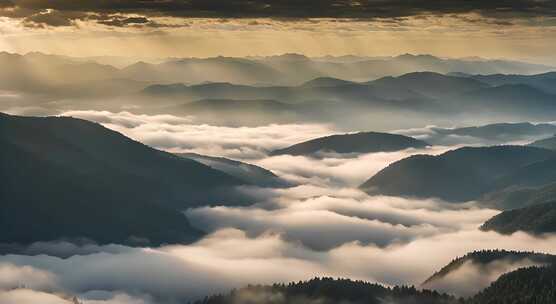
[{"xmin": 4, "ymin": 50, "xmax": 556, "ymax": 133}]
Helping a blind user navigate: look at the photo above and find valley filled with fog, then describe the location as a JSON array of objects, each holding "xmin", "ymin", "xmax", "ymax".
[{"xmin": 2, "ymin": 52, "xmax": 556, "ymax": 304}]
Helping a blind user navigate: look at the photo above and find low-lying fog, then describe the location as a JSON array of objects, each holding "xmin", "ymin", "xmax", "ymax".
[{"xmin": 2, "ymin": 110, "xmax": 556, "ymax": 304}]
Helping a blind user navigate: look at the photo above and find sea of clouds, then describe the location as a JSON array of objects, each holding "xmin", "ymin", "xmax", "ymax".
[{"xmin": 2, "ymin": 110, "xmax": 556, "ymax": 304}]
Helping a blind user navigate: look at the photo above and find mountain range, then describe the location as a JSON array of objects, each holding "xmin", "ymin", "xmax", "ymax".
[
  {"xmin": 0, "ymin": 112, "xmax": 256, "ymax": 246},
  {"xmin": 415, "ymin": 122, "xmax": 556, "ymax": 145},
  {"xmin": 453, "ymin": 71, "xmax": 556, "ymax": 94},
  {"xmin": 360, "ymin": 146, "xmax": 556, "ymax": 202},
  {"xmin": 481, "ymin": 201, "xmax": 556, "ymax": 235},
  {"xmin": 1, "ymin": 51, "xmax": 553, "ymax": 96},
  {"xmin": 2, "ymin": 51, "xmax": 556, "ymax": 130},
  {"xmin": 139, "ymin": 71, "xmax": 556, "ymax": 129}
]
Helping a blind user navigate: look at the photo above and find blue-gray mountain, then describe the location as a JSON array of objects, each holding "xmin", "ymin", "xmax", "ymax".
[
  {"xmin": 418, "ymin": 122, "xmax": 556, "ymax": 145},
  {"xmin": 270, "ymin": 132, "xmax": 429, "ymax": 157}
]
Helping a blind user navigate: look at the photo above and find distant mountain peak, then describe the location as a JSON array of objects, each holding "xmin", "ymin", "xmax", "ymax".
[
  {"xmin": 271, "ymin": 131, "xmax": 428, "ymax": 157},
  {"xmin": 301, "ymin": 76, "xmax": 356, "ymax": 87}
]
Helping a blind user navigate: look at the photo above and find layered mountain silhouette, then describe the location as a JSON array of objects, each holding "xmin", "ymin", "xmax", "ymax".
[
  {"xmin": 177, "ymin": 153, "xmax": 290, "ymax": 187},
  {"xmin": 423, "ymin": 122, "xmax": 556, "ymax": 145},
  {"xmin": 481, "ymin": 201, "xmax": 556, "ymax": 235},
  {"xmin": 370, "ymin": 71, "xmax": 488, "ymax": 98},
  {"xmin": 360, "ymin": 146, "xmax": 556, "ymax": 202},
  {"xmin": 141, "ymin": 80, "xmax": 422, "ymax": 106},
  {"xmin": 0, "ymin": 113, "xmax": 246, "ymax": 246},
  {"xmin": 0, "ymin": 52, "xmax": 148, "ymax": 98},
  {"xmin": 139, "ymin": 71, "xmax": 556, "ymax": 129},
  {"xmin": 121, "ymin": 56, "xmax": 284, "ymax": 84},
  {"xmin": 270, "ymin": 132, "xmax": 428, "ymax": 157},
  {"xmin": 456, "ymin": 71, "xmax": 556, "ymax": 94},
  {"xmin": 8, "ymin": 52, "xmax": 548, "ymax": 91}
]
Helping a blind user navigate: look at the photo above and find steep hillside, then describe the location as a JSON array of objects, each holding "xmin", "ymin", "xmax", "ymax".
[
  {"xmin": 0, "ymin": 113, "xmax": 244, "ymax": 245},
  {"xmin": 360, "ymin": 146, "xmax": 555, "ymax": 202},
  {"xmin": 481, "ymin": 201, "xmax": 556, "ymax": 235}
]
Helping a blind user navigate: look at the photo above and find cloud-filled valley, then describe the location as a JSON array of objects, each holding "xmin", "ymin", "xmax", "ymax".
[{"xmin": 2, "ymin": 108, "xmax": 556, "ymax": 303}]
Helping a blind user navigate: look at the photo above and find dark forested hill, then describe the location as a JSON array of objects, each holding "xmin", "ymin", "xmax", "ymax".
[
  {"xmin": 271, "ymin": 132, "xmax": 428, "ymax": 157},
  {"xmin": 194, "ymin": 270, "xmax": 556, "ymax": 304},
  {"xmin": 360, "ymin": 146, "xmax": 555, "ymax": 202},
  {"xmin": 468, "ymin": 265, "xmax": 556, "ymax": 304},
  {"xmin": 481, "ymin": 201, "xmax": 556, "ymax": 235},
  {"xmin": 0, "ymin": 113, "xmax": 244, "ymax": 246},
  {"xmin": 479, "ymin": 182, "xmax": 556, "ymax": 210},
  {"xmin": 423, "ymin": 250, "xmax": 556, "ymax": 286},
  {"xmin": 195, "ymin": 277, "xmax": 457, "ymax": 304}
]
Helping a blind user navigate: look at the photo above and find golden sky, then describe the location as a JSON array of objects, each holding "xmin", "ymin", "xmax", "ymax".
[{"xmin": 1, "ymin": 1, "xmax": 555, "ymax": 64}]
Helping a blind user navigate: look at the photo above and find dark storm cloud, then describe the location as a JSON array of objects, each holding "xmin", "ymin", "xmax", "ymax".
[{"xmin": 1, "ymin": 0, "xmax": 556, "ymax": 27}]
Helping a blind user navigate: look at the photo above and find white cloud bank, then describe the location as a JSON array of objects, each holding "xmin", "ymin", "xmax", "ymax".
[{"xmin": 2, "ymin": 110, "xmax": 555, "ymax": 303}]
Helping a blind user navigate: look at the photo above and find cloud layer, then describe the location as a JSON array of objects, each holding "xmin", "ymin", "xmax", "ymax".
[
  {"xmin": 2, "ymin": 228, "xmax": 556, "ymax": 303},
  {"xmin": 2, "ymin": 110, "xmax": 556, "ymax": 303},
  {"xmin": 61, "ymin": 110, "xmax": 335, "ymax": 160}
]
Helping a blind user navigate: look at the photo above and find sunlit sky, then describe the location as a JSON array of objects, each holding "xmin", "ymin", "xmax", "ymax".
[{"xmin": 1, "ymin": 1, "xmax": 556, "ymax": 64}]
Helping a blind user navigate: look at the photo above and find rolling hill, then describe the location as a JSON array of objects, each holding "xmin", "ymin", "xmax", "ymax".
[
  {"xmin": 370, "ymin": 71, "xmax": 488, "ymax": 98},
  {"xmin": 270, "ymin": 131, "xmax": 429, "ymax": 157},
  {"xmin": 481, "ymin": 201, "xmax": 556, "ymax": 235},
  {"xmin": 194, "ymin": 277, "xmax": 457, "ymax": 304},
  {"xmin": 468, "ymin": 264, "xmax": 556, "ymax": 304},
  {"xmin": 422, "ymin": 250, "xmax": 556, "ymax": 297},
  {"xmin": 360, "ymin": 146, "xmax": 555, "ymax": 202},
  {"xmin": 423, "ymin": 250, "xmax": 556, "ymax": 286},
  {"xmin": 0, "ymin": 112, "xmax": 245, "ymax": 246},
  {"xmin": 300, "ymin": 77, "xmax": 357, "ymax": 88}
]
